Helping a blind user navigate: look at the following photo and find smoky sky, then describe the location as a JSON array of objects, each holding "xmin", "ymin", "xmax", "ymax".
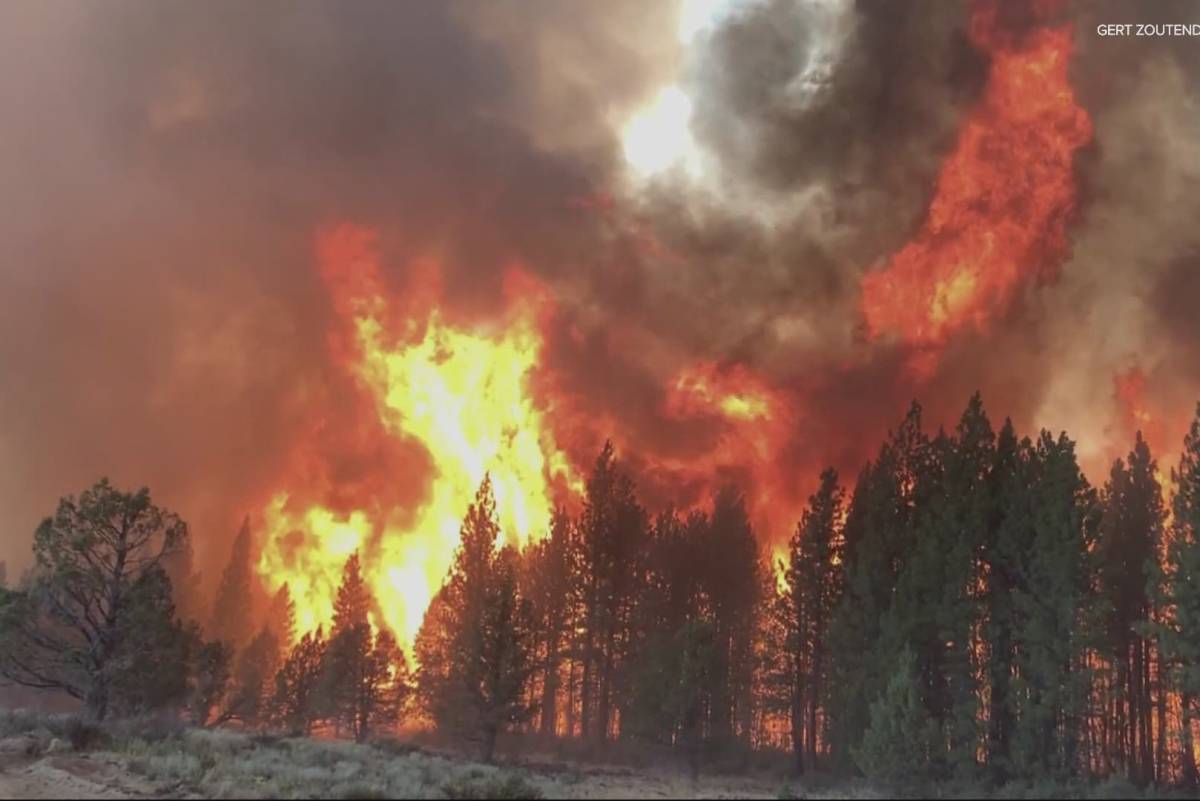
[{"xmin": 2, "ymin": 0, "xmax": 1199, "ymax": 592}]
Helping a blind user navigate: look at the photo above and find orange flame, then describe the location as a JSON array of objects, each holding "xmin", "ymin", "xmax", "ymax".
[
  {"xmin": 860, "ymin": 1, "xmax": 1091, "ymax": 350},
  {"xmin": 257, "ymin": 225, "xmax": 580, "ymax": 653},
  {"xmin": 1112, "ymin": 366, "xmax": 1186, "ymax": 494},
  {"xmin": 659, "ymin": 361, "xmax": 802, "ymax": 540},
  {"xmin": 1115, "ymin": 367, "xmax": 1160, "ymax": 447}
]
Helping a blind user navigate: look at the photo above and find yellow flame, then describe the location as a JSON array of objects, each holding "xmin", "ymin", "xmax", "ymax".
[{"xmin": 258, "ymin": 230, "xmax": 580, "ymax": 655}]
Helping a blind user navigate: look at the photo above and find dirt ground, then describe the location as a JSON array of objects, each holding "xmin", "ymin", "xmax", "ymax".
[
  {"xmin": 0, "ymin": 751, "xmax": 157, "ymax": 799},
  {"xmin": 0, "ymin": 724, "xmax": 827, "ymax": 799}
]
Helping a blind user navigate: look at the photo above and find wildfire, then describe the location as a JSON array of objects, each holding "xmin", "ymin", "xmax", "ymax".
[
  {"xmin": 1112, "ymin": 366, "xmax": 1185, "ymax": 497},
  {"xmin": 254, "ymin": 6, "xmax": 1105, "ymax": 657},
  {"xmin": 1115, "ymin": 368, "xmax": 1160, "ymax": 447},
  {"xmin": 257, "ymin": 225, "xmax": 580, "ymax": 652},
  {"xmin": 860, "ymin": 0, "xmax": 1092, "ymax": 350},
  {"xmin": 659, "ymin": 361, "xmax": 802, "ymax": 539}
]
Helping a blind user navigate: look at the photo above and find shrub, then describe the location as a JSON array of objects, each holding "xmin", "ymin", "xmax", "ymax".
[
  {"xmin": 853, "ymin": 647, "xmax": 938, "ymax": 794},
  {"xmin": 65, "ymin": 716, "xmax": 107, "ymax": 751},
  {"xmin": 336, "ymin": 781, "xmax": 388, "ymax": 800},
  {"xmin": 440, "ymin": 771, "xmax": 543, "ymax": 799}
]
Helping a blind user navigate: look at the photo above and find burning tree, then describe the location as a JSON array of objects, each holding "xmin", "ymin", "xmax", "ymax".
[{"xmin": 415, "ymin": 476, "xmax": 536, "ymax": 762}]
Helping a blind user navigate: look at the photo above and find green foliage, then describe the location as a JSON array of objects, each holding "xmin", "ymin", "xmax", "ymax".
[
  {"xmin": 210, "ymin": 517, "xmax": 256, "ymax": 649},
  {"xmin": 0, "ymin": 478, "xmax": 190, "ymax": 720},
  {"xmin": 267, "ymin": 583, "xmax": 297, "ymax": 652},
  {"xmin": 415, "ymin": 477, "xmax": 536, "ymax": 761},
  {"xmin": 853, "ymin": 647, "xmax": 938, "ymax": 791},
  {"xmin": 782, "ymin": 467, "xmax": 844, "ymax": 770},
  {"xmin": 828, "ymin": 402, "xmax": 929, "ymax": 769},
  {"xmin": 107, "ymin": 566, "xmax": 202, "ymax": 716},
  {"xmin": 1007, "ymin": 432, "xmax": 1099, "ymax": 780},
  {"xmin": 270, "ymin": 628, "xmax": 329, "ymax": 736},
  {"xmin": 216, "ymin": 625, "xmax": 281, "ymax": 727},
  {"xmin": 440, "ymin": 771, "xmax": 543, "ymax": 799},
  {"xmin": 1156, "ymin": 403, "xmax": 1200, "ymax": 786},
  {"xmin": 575, "ymin": 442, "xmax": 647, "ymax": 742},
  {"xmin": 189, "ymin": 639, "xmax": 233, "ymax": 726}
]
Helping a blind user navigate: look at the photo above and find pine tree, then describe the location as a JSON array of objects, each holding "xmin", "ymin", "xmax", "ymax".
[
  {"xmin": 854, "ymin": 646, "xmax": 939, "ymax": 791},
  {"xmin": 982, "ymin": 418, "xmax": 1033, "ymax": 781},
  {"xmin": 0, "ymin": 479, "xmax": 189, "ymax": 720},
  {"xmin": 320, "ymin": 552, "xmax": 401, "ymax": 741},
  {"xmin": 271, "ymin": 628, "xmax": 328, "ymax": 736},
  {"xmin": 702, "ymin": 486, "xmax": 761, "ymax": 747},
  {"xmin": 1098, "ymin": 433, "xmax": 1165, "ymax": 785},
  {"xmin": 828, "ymin": 402, "xmax": 929, "ymax": 768},
  {"xmin": 107, "ymin": 566, "xmax": 203, "ymax": 716},
  {"xmin": 521, "ymin": 507, "xmax": 574, "ymax": 737},
  {"xmin": 784, "ymin": 468, "xmax": 844, "ymax": 771},
  {"xmin": 415, "ymin": 476, "xmax": 535, "ymax": 760},
  {"xmin": 267, "ymin": 583, "xmax": 297, "ymax": 652},
  {"xmin": 477, "ymin": 547, "xmax": 536, "ymax": 761},
  {"xmin": 576, "ymin": 442, "xmax": 647, "ymax": 741},
  {"xmin": 189, "ymin": 640, "xmax": 232, "ymax": 727},
  {"xmin": 163, "ymin": 535, "xmax": 204, "ymax": 623},
  {"xmin": 1009, "ymin": 431, "xmax": 1100, "ymax": 780},
  {"xmin": 217, "ymin": 625, "xmax": 280, "ymax": 726},
  {"xmin": 1157, "ymin": 404, "xmax": 1200, "ymax": 787},
  {"xmin": 210, "ymin": 517, "xmax": 256, "ymax": 648},
  {"xmin": 331, "ymin": 552, "xmax": 370, "ymax": 633},
  {"xmin": 624, "ymin": 508, "xmax": 703, "ymax": 745}
]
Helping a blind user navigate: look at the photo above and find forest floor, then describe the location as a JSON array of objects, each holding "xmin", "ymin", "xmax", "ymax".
[
  {"xmin": 0, "ymin": 710, "xmax": 1189, "ymax": 800},
  {"xmin": 0, "ymin": 712, "xmax": 857, "ymax": 800}
]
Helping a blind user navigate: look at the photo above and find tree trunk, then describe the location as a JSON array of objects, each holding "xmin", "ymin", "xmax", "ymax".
[
  {"xmin": 540, "ymin": 636, "xmax": 559, "ymax": 737},
  {"xmin": 1182, "ymin": 694, "xmax": 1198, "ymax": 789},
  {"xmin": 1139, "ymin": 639, "xmax": 1153, "ymax": 785},
  {"xmin": 482, "ymin": 724, "xmax": 499, "ymax": 763},
  {"xmin": 84, "ymin": 682, "xmax": 109, "ymax": 722},
  {"xmin": 565, "ymin": 657, "xmax": 578, "ymax": 740},
  {"xmin": 580, "ymin": 645, "xmax": 593, "ymax": 740},
  {"xmin": 809, "ymin": 634, "xmax": 822, "ymax": 765},
  {"xmin": 791, "ymin": 663, "xmax": 805, "ymax": 775},
  {"xmin": 1154, "ymin": 650, "xmax": 1166, "ymax": 784}
]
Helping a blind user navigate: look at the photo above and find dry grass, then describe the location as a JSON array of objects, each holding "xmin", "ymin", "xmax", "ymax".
[{"xmin": 2, "ymin": 710, "xmax": 1196, "ymax": 799}]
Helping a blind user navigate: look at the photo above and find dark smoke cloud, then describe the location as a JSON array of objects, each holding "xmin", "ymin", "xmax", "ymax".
[
  {"xmin": 2, "ymin": 0, "xmax": 1198, "ymax": 597},
  {"xmin": 0, "ymin": 0, "xmax": 625, "ymax": 584},
  {"xmin": 1032, "ymin": 0, "xmax": 1200, "ymax": 470}
]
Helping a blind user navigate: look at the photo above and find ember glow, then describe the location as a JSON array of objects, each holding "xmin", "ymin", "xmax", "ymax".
[{"xmin": 860, "ymin": 1, "xmax": 1092, "ymax": 350}]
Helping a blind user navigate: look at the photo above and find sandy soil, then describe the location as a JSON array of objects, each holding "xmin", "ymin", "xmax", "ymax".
[
  {"xmin": 0, "ymin": 729, "xmax": 804, "ymax": 799},
  {"xmin": 0, "ymin": 752, "xmax": 157, "ymax": 800}
]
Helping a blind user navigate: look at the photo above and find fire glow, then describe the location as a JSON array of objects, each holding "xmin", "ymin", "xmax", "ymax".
[
  {"xmin": 252, "ymin": 2, "xmax": 1186, "ymax": 661},
  {"xmin": 258, "ymin": 226, "xmax": 581, "ymax": 651},
  {"xmin": 860, "ymin": 0, "xmax": 1092, "ymax": 351}
]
